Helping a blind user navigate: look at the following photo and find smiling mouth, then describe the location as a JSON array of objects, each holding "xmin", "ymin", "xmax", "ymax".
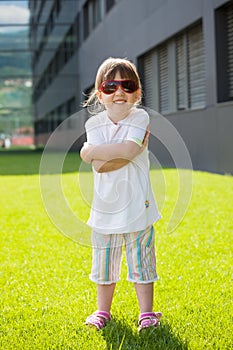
[{"xmin": 114, "ymin": 100, "xmax": 127, "ymax": 104}]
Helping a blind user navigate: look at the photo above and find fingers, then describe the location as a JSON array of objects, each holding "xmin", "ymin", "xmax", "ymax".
[{"xmin": 142, "ymin": 129, "xmax": 150, "ymax": 147}]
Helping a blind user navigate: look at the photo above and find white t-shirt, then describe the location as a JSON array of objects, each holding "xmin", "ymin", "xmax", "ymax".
[{"xmin": 85, "ymin": 107, "xmax": 161, "ymax": 234}]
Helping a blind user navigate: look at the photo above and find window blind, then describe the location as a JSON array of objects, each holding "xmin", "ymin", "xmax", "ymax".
[
  {"xmin": 158, "ymin": 44, "xmax": 169, "ymax": 113},
  {"xmin": 187, "ymin": 23, "xmax": 206, "ymax": 109},
  {"xmin": 143, "ymin": 52, "xmax": 153, "ymax": 109},
  {"xmin": 176, "ymin": 34, "xmax": 188, "ymax": 110},
  {"xmin": 140, "ymin": 21, "xmax": 206, "ymax": 113},
  {"xmin": 227, "ymin": 3, "xmax": 233, "ymax": 98}
]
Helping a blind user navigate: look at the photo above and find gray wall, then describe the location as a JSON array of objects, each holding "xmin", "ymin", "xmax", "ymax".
[
  {"xmin": 34, "ymin": 0, "xmax": 233, "ymax": 174},
  {"xmin": 77, "ymin": 0, "xmax": 233, "ymax": 174}
]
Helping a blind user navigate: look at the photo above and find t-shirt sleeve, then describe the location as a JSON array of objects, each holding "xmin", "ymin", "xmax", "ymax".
[
  {"xmin": 126, "ymin": 109, "xmax": 149, "ymax": 147},
  {"xmin": 85, "ymin": 116, "xmax": 104, "ymax": 145}
]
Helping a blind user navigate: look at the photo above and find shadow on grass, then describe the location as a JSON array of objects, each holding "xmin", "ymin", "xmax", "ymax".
[
  {"xmin": 0, "ymin": 149, "xmax": 84, "ymax": 175},
  {"xmin": 102, "ymin": 318, "xmax": 188, "ymax": 350}
]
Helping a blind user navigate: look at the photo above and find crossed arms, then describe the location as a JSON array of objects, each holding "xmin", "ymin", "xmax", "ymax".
[{"xmin": 80, "ymin": 127, "xmax": 149, "ymax": 173}]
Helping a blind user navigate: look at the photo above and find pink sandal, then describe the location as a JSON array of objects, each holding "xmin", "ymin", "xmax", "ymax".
[
  {"xmin": 85, "ymin": 311, "xmax": 111, "ymax": 330},
  {"xmin": 138, "ymin": 312, "xmax": 162, "ymax": 332}
]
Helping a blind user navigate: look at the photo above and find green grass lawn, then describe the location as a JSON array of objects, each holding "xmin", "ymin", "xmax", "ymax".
[{"xmin": 0, "ymin": 151, "xmax": 232, "ymax": 349}]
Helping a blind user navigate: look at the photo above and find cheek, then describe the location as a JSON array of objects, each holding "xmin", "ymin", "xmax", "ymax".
[
  {"xmin": 102, "ymin": 96, "xmax": 113, "ymax": 104},
  {"xmin": 98, "ymin": 93, "xmax": 109, "ymax": 104},
  {"xmin": 129, "ymin": 93, "xmax": 138, "ymax": 104},
  {"xmin": 134, "ymin": 91, "xmax": 141, "ymax": 103}
]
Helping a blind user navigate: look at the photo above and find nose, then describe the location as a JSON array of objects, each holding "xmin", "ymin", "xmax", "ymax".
[{"xmin": 115, "ymin": 85, "xmax": 125, "ymax": 94}]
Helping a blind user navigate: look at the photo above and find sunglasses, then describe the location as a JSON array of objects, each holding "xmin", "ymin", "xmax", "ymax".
[{"xmin": 99, "ymin": 80, "xmax": 139, "ymax": 95}]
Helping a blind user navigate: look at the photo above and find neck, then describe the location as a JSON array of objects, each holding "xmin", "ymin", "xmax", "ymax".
[{"xmin": 107, "ymin": 109, "xmax": 133, "ymax": 123}]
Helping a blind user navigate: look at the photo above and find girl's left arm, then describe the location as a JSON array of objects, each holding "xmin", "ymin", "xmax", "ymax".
[{"xmin": 92, "ymin": 159, "xmax": 130, "ymax": 173}]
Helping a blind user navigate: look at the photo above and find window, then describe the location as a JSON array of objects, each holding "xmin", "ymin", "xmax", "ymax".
[
  {"xmin": 106, "ymin": 0, "xmax": 115, "ymax": 13},
  {"xmin": 176, "ymin": 34, "xmax": 188, "ymax": 110},
  {"xmin": 36, "ymin": 116, "xmax": 49, "ymax": 134},
  {"xmin": 141, "ymin": 51, "xmax": 154, "ymax": 109},
  {"xmin": 38, "ymin": 96, "xmax": 76, "ymax": 134},
  {"xmin": 75, "ymin": 12, "xmax": 80, "ymax": 48},
  {"xmin": 83, "ymin": 0, "xmax": 102, "ymax": 40},
  {"xmin": 139, "ymin": 21, "xmax": 206, "ymax": 113},
  {"xmin": 83, "ymin": 1, "xmax": 89, "ymax": 40},
  {"xmin": 176, "ymin": 24, "xmax": 206, "ymax": 110},
  {"xmin": 228, "ymin": 4, "xmax": 233, "ymax": 98},
  {"xmin": 158, "ymin": 44, "xmax": 169, "ymax": 114},
  {"xmin": 215, "ymin": 1, "xmax": 233, "ymax": 102},
  {"xmin": 57, "ymin": 103, "xmax": 66, "ymax": 126},
  {"xmin": 66, "ymin": 97, "xmax": 76, "ymax": 116},
  {"xmin": 49, "ymin": 111, "xmax": 56, "ymax": 132},
  {"xmin": 93, "ymin": 0, "xmax": 101, "ymax": 28},
  {"xmin": 35, "ymin": 0, "xmax": 62, "ymax": 65},
  {"xmin": 55, "ymin": 0, "xmax": 61, "ymax": 16},
  {"xmin": 64, "ymin": 26, "xmax": 76, "ymax": 62},
  {"xmin": 187, "ymin": 24, "xmax": 206, "ymax": 109}
]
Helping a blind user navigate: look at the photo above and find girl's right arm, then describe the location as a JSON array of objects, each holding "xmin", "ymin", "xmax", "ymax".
[
  {"xmin": 91, "ymin": 129, "xmax": 149, "ymax": 173},
  {"xmin": 80, "ymin": 126, "xmax": 150, "ymax": 165},
  {"xmin": 80, "ymin": 140, "xmax": 139, "ymax": 163}
]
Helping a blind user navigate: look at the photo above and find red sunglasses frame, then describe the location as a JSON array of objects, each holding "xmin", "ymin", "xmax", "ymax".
[{"xmin": 99, "ymin": 80, "xmax": 139, "ymax": 95}]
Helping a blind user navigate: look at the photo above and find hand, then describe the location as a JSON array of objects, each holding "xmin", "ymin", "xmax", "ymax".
[
  {"xmin": 141, "ymin": 125, "xmax": 150, "ymax": 150},
  {"xmin": 92, "ymin": 158, "xmax": 130, "ymax": 173}
]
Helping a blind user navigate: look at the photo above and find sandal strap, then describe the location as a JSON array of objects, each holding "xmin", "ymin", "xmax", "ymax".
[
  {"xmin": 139, "ymin": 312, "xmax": 162, "ymax": 323},
  {"xmin": 94, "ymin": 311, "xmax": 111, "ymax": 321},
  {"xmin": 85, "ymin": 311, "xmax": 111, "ymax": 330},
  {"xmin": 138, "ymin": 312, "xmax": 162, "ymax": 331}
]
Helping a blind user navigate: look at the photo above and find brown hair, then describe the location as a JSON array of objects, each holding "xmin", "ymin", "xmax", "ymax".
[{"xmin": 83, "ymin": 57, "xmax": 142, "ymax": 113}]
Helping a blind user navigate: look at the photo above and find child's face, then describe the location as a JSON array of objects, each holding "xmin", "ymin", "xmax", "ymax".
[{"xmin": 97, "ymin": 72, "xmax": 140, "ymax": 122}]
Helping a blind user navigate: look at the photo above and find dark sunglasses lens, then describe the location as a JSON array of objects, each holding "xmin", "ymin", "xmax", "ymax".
[
  {"xmin": 101, "ymin": 80, "xmax": 138, "ymax": 94},
  {"xmin": 122, "ymin": 81, "xmax": 138, "ymax": 93},
  {"xmin": 102, "ymin": 82, "xmax": 118, "ymax": 94}
]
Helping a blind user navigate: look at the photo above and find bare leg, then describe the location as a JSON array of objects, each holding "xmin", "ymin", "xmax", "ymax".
[
  {"xmin": 97, "ymin": 283, "xmax": 116, "ymax": 313},
  {"xmin": 134, "ymin": 282, "xmax": 154, "ymax": 313}
]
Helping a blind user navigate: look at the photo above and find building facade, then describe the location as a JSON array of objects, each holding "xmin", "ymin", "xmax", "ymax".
[{"xmin": 29, "ymin": 0, "xmax": 233, "ymax": 174}]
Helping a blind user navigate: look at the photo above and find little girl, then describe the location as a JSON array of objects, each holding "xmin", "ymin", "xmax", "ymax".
[{"xmin": 80, "ymin": 57, "xmax": 162, "ymax": 332}]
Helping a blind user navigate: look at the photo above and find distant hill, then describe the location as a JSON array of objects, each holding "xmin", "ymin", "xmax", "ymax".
[{"xmin": 0, "ymin": 30, "xmax": 31, "ymax": 77}]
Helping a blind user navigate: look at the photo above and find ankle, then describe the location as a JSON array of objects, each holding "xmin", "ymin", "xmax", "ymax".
[
  {"xmin": 140, "ymin": 309, "xmax": 153, "ymax": 314},
  {"xmin": 96, "ymin": 309, "xmax": 111, "ymax": 317}
]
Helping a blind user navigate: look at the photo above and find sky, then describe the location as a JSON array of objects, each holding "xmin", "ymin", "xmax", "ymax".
[{"xmin": 0, "ymin": 0, "xmax": 29, "ymax": 33}]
